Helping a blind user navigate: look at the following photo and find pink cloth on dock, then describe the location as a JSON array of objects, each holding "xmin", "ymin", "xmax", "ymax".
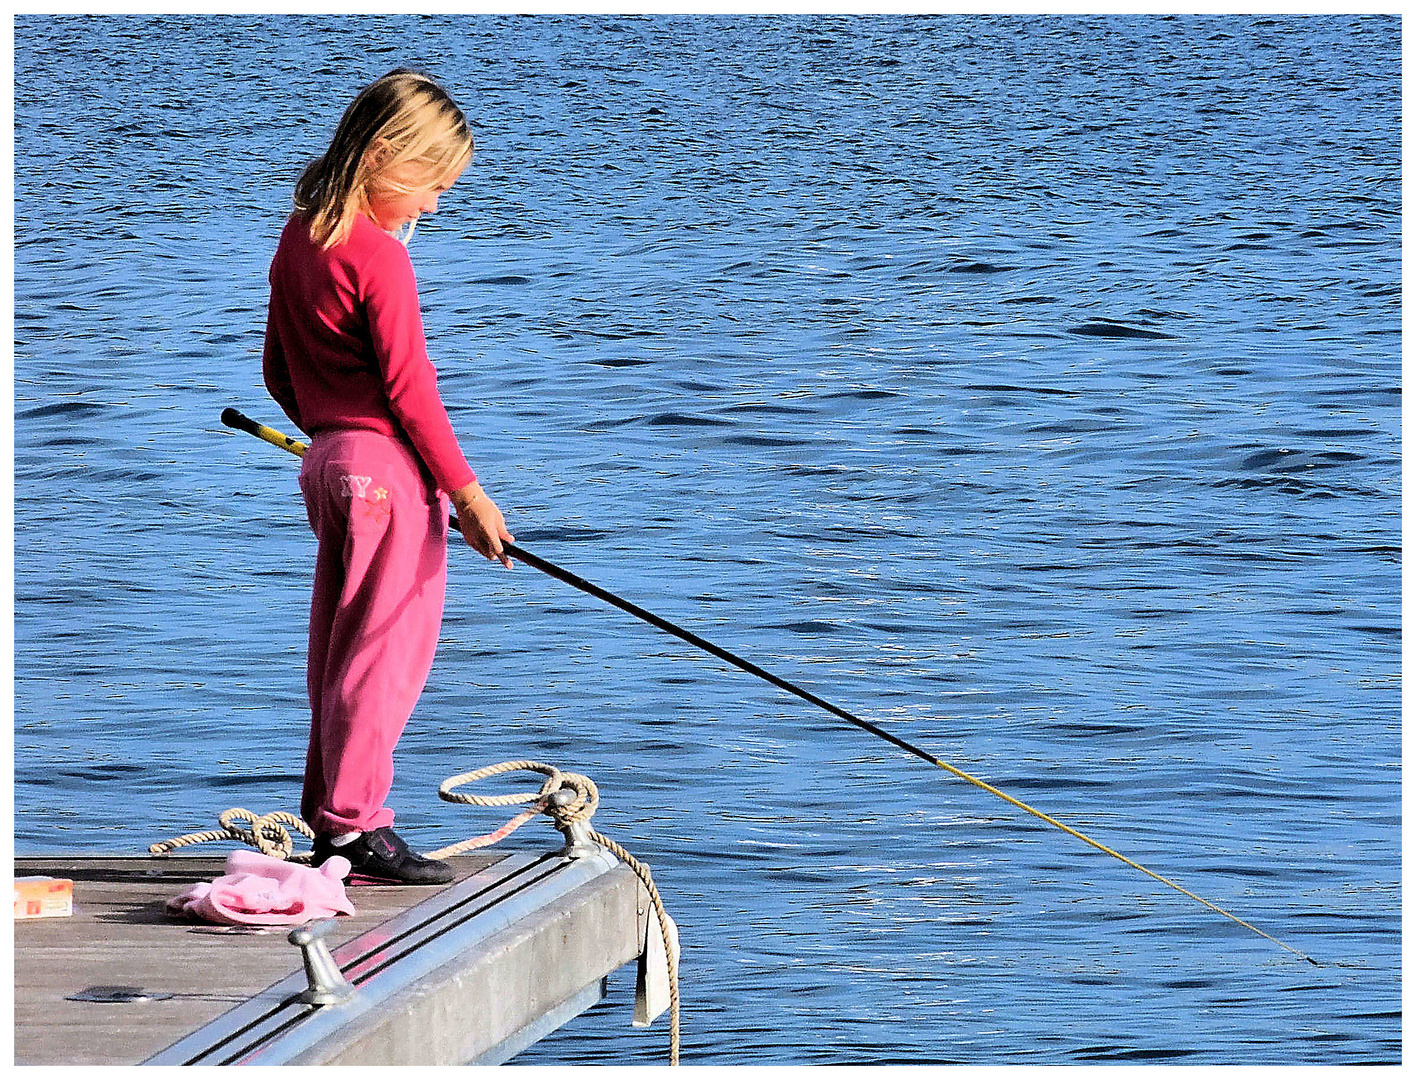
[{"xmin": 166, "ymin": 850, "xmax": 356, "ymax": 926}]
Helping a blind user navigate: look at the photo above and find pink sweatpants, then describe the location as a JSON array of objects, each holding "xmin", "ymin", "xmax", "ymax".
[{"xmin": 298, "ymin": 429, "xmax": 449, "ymax": 835}]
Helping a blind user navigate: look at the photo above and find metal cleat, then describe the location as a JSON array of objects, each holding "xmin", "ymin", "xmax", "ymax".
[{"xmin": 288, "ymin": 919, "xmax": 354, "ymax": 1006}]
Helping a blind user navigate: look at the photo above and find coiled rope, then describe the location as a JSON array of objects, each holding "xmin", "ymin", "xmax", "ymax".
[{"xmin": 149, "ymin": 762, "xmax": 680, "ymax": 1065}]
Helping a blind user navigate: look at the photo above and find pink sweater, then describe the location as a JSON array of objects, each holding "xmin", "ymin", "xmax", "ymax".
[{"xmin": 263, "ymin": 213, "xmax": 476, "ymax": 494}]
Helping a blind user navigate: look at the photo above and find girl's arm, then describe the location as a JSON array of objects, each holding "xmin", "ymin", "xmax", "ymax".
[
  {"xmin": 363, "ymin": 241, "xmax": 514, "ymax": 567},
  {"xmin": 362, "ymin": 245, "xmax": 477, "ymax": 494}
]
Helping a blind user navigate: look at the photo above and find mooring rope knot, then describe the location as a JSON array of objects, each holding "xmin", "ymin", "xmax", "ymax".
[
  {"xmin": 428, "ymin": 759, "xmax": 600, "ymax": 857},
  {"xmin": 148, "ymin": 808, "xmax": 315, "ymax": 862}
]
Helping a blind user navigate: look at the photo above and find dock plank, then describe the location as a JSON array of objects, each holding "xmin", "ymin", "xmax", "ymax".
[{"xmin": 12, "ymin": 852, "xmax": 511, "ymax": 1066}]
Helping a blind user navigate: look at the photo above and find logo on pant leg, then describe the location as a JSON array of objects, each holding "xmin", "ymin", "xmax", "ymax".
[
  {"xmin": 340, "ymin": 474, "xmax": 373, "ymax": 498},
  {"xmin": 341, "ymin": 474, "xmax": 392, "ymax": 525}
]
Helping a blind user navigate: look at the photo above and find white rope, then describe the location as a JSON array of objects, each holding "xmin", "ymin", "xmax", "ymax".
[{"xmin": 148, "ymin": 808, "xmax": 314, "ymax": 861}]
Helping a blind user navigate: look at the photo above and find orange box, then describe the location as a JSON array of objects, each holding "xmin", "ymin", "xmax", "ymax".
[{"xmin": 14, "ymin": 877, "xmax": 74, "ymax": 919}]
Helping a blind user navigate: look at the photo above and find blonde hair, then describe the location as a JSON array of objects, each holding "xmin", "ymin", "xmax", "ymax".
[{"xmin": 294, "ymin": 68, "xmax": 473, "ymax": 249}]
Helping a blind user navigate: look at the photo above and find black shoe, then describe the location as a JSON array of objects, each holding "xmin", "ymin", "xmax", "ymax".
[{"xmin": 311, "ymin": 827, "xmax": 456, "ymax": 885}]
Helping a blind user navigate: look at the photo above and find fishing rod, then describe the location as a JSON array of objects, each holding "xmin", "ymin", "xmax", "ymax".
[{"xmin": 221, "ymin": 407, "xmax": 1319, "ymax": 966}]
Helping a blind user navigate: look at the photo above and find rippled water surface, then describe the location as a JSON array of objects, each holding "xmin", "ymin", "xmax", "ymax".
[{"xmin": 13, "ymin": 14, "xmax": 1400, "ymax": 1065}]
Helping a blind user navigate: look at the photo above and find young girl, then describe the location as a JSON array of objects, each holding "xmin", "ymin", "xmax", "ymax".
[{"xmin": 263, "ymin": 69, "xmax": 513, "ymax": 884}]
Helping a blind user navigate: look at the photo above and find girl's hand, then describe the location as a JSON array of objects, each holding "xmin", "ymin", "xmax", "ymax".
[{"xmin": 448, "ymin": 482, "xmax": 514, "ymax": 568}]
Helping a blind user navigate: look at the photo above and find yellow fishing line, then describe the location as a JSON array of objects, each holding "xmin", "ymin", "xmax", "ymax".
[{"xmin": 222, "ymin": 407, "xmax": 1319, "ymax": 966}]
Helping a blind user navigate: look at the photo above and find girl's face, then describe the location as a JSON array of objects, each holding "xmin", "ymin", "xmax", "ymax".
[{"xmin": 364, "ymin": 163, "xmax": 463, "ymax": 233}]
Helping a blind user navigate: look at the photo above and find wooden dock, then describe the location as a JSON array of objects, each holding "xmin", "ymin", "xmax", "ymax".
[{"xmin": 13, "ymin": 846, "xmax": 655, "ymax": 1065}]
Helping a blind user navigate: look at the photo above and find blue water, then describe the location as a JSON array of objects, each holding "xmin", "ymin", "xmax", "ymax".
[{"xmin": 12, "ymin": 13, "xmax": 1400, "ymax": 1065}]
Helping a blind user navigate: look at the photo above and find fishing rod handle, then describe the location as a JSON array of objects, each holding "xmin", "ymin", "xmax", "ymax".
[{"xmin": 222, "ymin": 408, "xmax": 308, "ymax": 458}]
